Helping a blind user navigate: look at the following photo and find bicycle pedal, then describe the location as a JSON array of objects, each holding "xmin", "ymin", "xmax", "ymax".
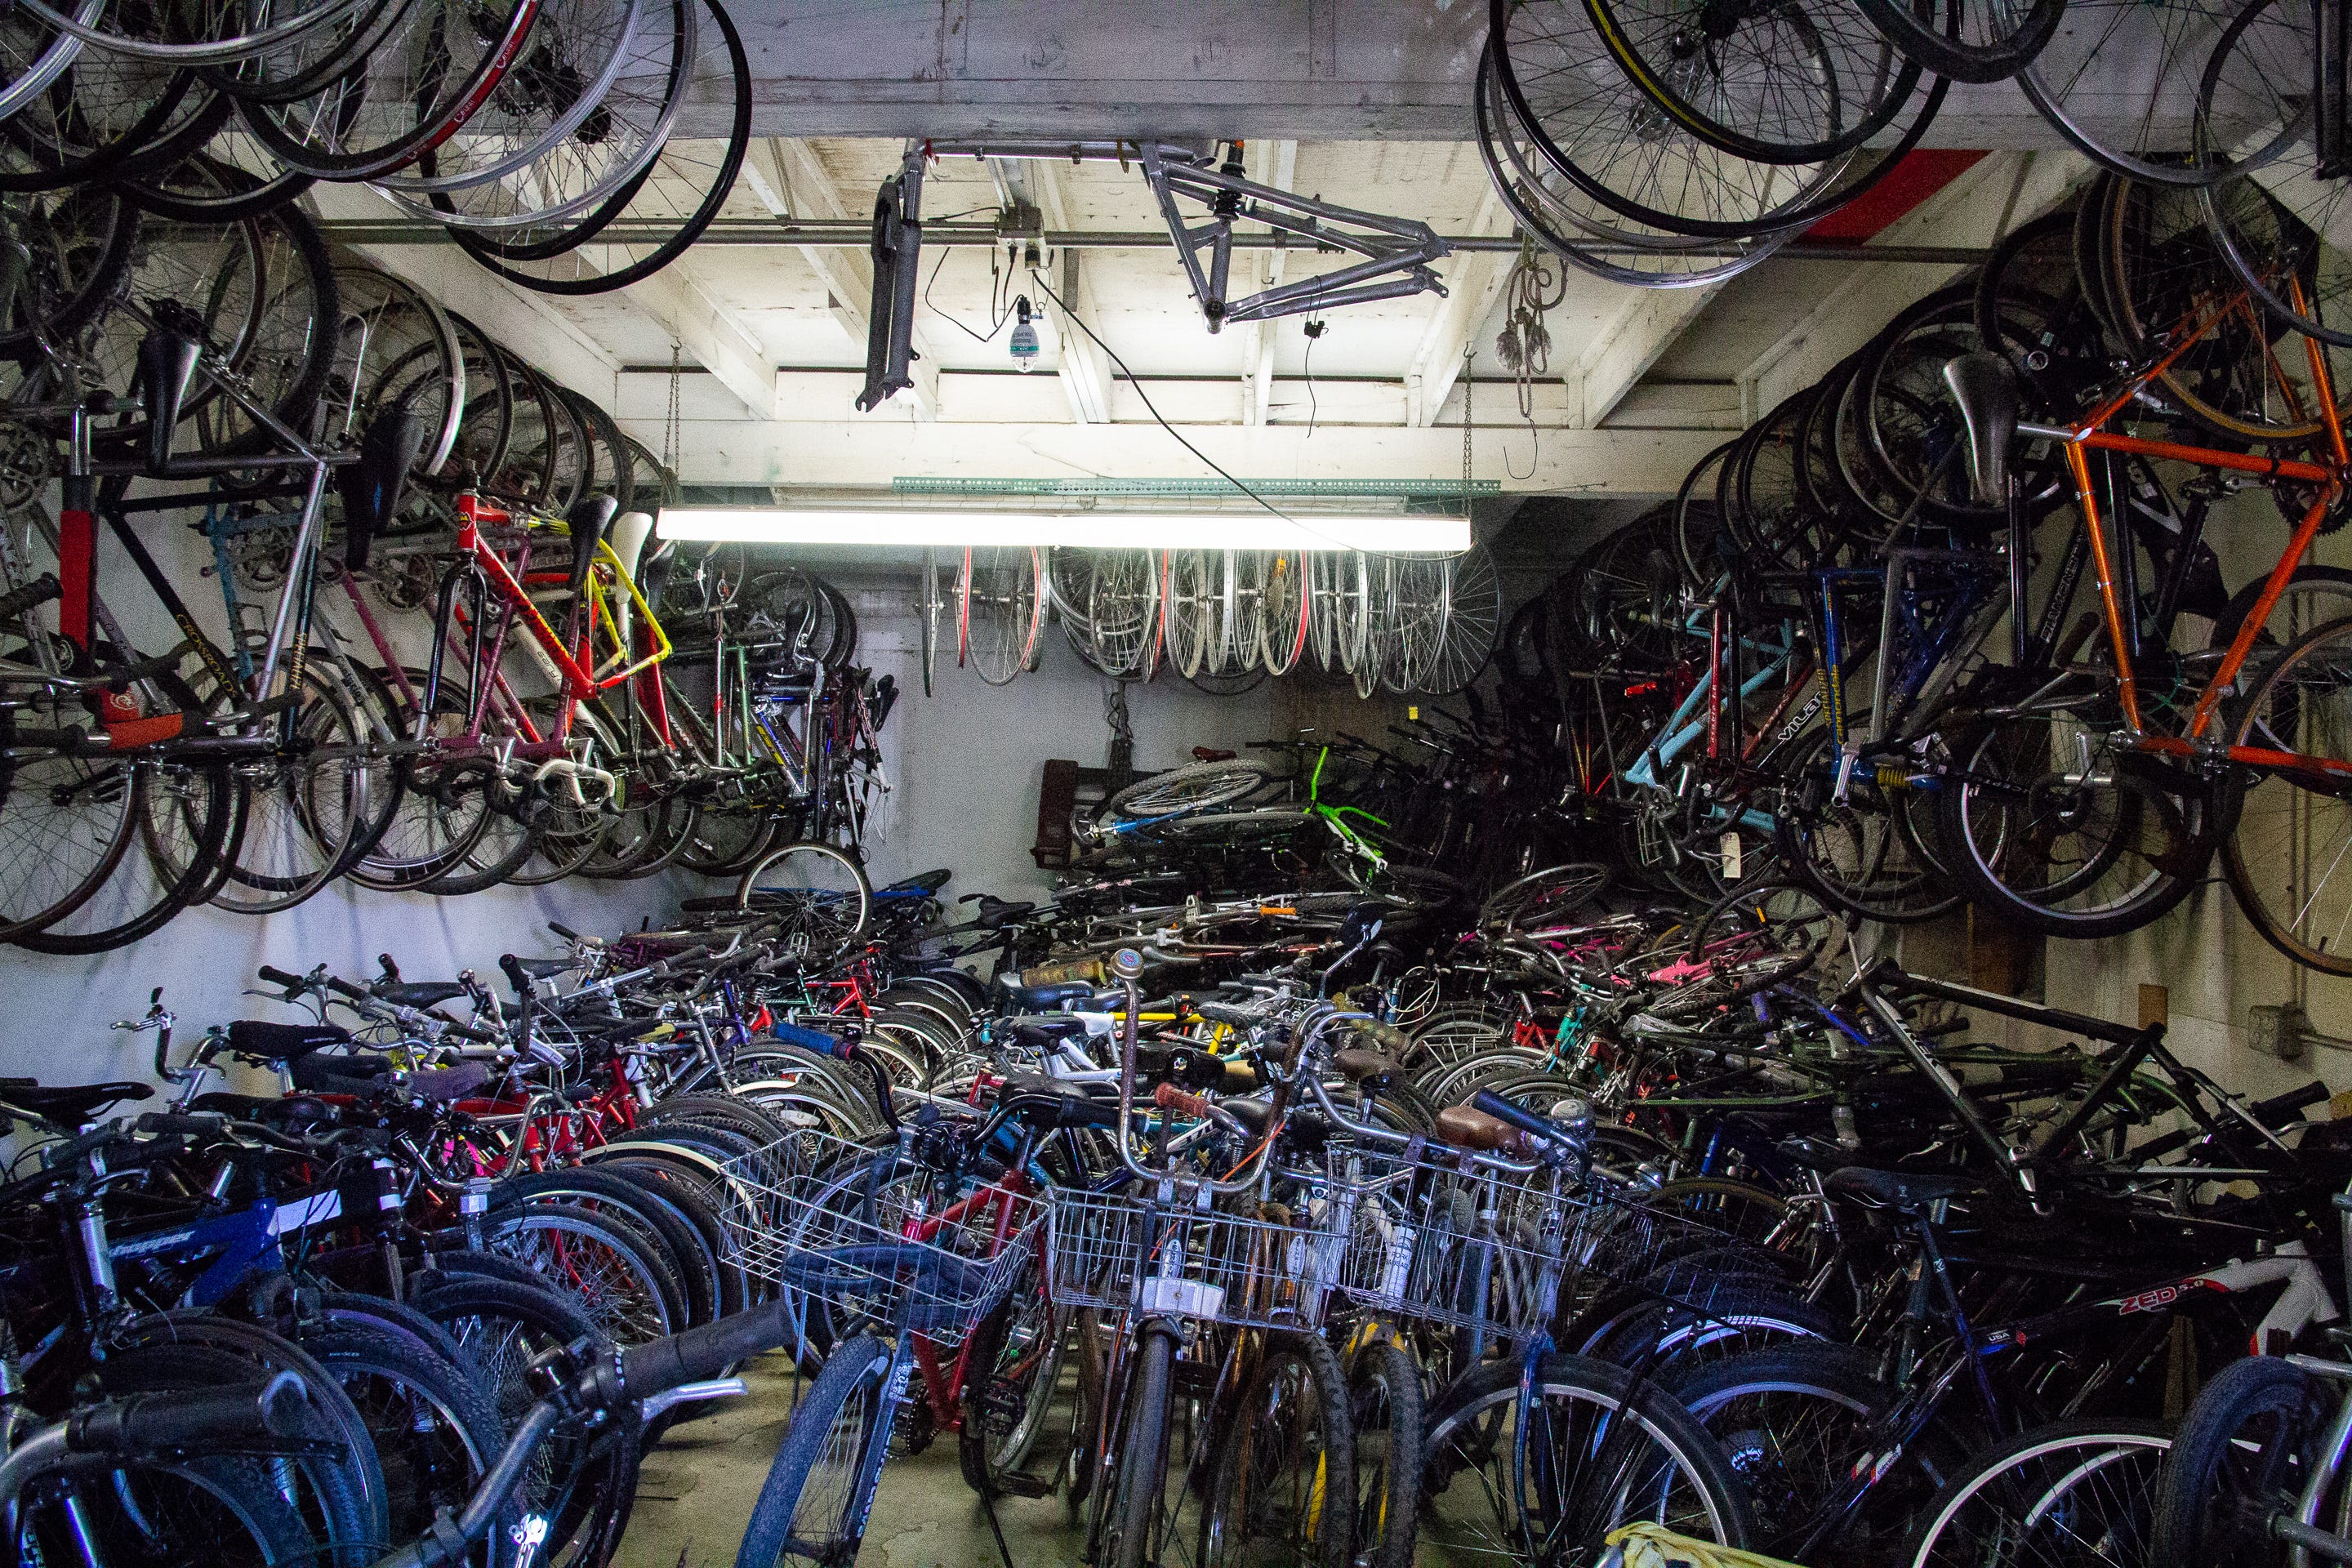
[{"xmin": 992, "ymin": 1471, "xmax": 1054, "ymax": 1499}]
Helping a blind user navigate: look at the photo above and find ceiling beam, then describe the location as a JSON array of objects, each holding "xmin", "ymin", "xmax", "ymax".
[
  {"xmin": 619, "ymin": 413, "xmax": 1721, "ymax": 496},
  {"xmin": 987, "ymin": 155, "xmax": 1112, "ymax": 423},
  {"xmin": 1736, "ymin": 150, "xmax": 2091, "ymax": 417},
  {"xmin": 1237, "ymin": 139, "xmax": 1298, "ymax": 426},
  {"xmin": 616, "ymin": 265, "xmax": 778, "ymax": 421},
  {"xmin": 1568, "ymin": 284, "xmax": 1726, "ymax": 430},
  {"xmin": 1401, "ymin": 182, "xmax": 1511, "ymax": 428},
  {"xmin": 341, "ymin": 237, "xmax": 620, "ymax": 408},
  {"xmin": 742, "ymin": 136, "xmax": 941, "ymax": 421}
]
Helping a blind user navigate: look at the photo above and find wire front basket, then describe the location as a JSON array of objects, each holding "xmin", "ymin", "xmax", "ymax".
[
  {"xmin": 1047, "ymin": 1184, "xmax": 1351, "ymax": 1331},
  {"xmin": 719, "ymin": 1131, "xmax": 1045, "ymax": 1343},
  {"xmin": 1325, "ymin": 1142, "xmax": 1757, "ymax": 1343}
]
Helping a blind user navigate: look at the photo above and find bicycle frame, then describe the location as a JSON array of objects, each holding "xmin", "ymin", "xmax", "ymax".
[{"xmin": 2025, "ymin": 282, "xmax": 2352, "ymax": 782}]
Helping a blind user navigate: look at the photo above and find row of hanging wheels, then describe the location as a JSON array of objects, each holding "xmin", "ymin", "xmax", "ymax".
[{"xmin": 923, "ymin": 546, "xmax": 1501, "ymax": 697}]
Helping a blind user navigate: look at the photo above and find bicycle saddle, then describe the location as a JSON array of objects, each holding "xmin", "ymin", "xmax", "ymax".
[
  {"xmin": 881, "ymin": 869, "xmax": 953, "ymax": 896},
  {"xmin": 1006, "ymin": 1016, "xmax": 1089, "ymax": 1047},
  {"xmin": 990, "ymin": 1072, "xmax": 1120, "ymax": 1130},
  {"xmin": 1333, "ymin": 1048, "xmax": 1403, "ymax": 1088},
  {"xmin": 134, "ymin": 305, "xmax": 204, "ymax": 475},
  {"xmin": 1824, "ymin": 1165, "xmax": 1980, "ymax": 1212},
  {"xmin": 997, "ymin": 979, "xmax": 1093, "ymax": 1013},
  {"xmin": 289, "ymin": 1050, "xmax": 397, "ymax": 1095},
  {"xmin": 965, "ymin": 895, "xmax": 1037, "ymax": 929},
  {"xmin": 1942, "ymin": 351, "xmax": 2020, "ymax": 506},
  {"xmin": 639, "ymin": 541, "xmax": 676, "ymax": 615},
  {"xmin": 408, "ymin": 1062, "xmax": 491, "ymax": 1105},
  {"xmin": 378, "ymin": 980, "xmax": 469, "ymax": 1009},
  {"xmin": 1432, "ymin": 1104, "xmax": 1530, "ymax": 1156},
  {"xmin": 337, "ymin": 408, "xmax": 425, "ymax": 571},
  {"xmin": 225, "ymin": 1020, "xmax": 354, "ymax": 1064},
  {"xmin": 507, "ymin": 956, "xmax": 576, "ymax": 980},
  {"xmin": 565, "ymin": 493, "xmax": 620, "ymax": 599},
  {"xmin": 2, "ymin": 1080, "xmax": 153, "ymax": 1128}
]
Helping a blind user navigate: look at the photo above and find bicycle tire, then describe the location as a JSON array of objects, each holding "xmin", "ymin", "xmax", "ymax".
[
  {"xmin": 1098, "ymin": 1327, "xmax": 1175, "ymax": 1568},
  {"xmin": 1420, "ymin": 1351, "xmax": 1757, "ymax": 1557},
  {"xmin": 303, "ymin": 1323, "xmax": 510, "ymax": 1563},
  {"xmin": 2152, "ymin": 1352, "xmax": 2323, "ymax": 1566},
  {"xmin": 1348, "ymin": 1338, "xmax": 1424, "ymax": 1568},
  {"xmin": 2220, "ymin": 612, "xmax": 2352, "ymax": 976},
  {"xmin": 733, "ymin": 1333, "xmax": 894, "ymax": 1568},
  {"xmin": 16, "ymin": 754, "xmax": 235, "ymax": 954},
  {"xmin": 1935, "ymin": 715, "xmax": 2221, "ymax": 938},
  {"xmin": 1911, "ymin": 1417, "xmax": 2170, "ymax": 1568},
  {"xmin": 1205, "ymin": 1330, "xmax": 1355, "ymax": 1567},
  {"xmin": 1852, "ymin": 0, "xmax": 2064, "ymax": 82},
  {"xmin": 1668, "ymin": 1341, "xmax": 1920, "ymax": 1561},
  {"xmin": 479, "ymin": 1200, "xmax": 681, "ymax": 1346},
  {"xmin": 958, "ymin": 1273, "xmax": 1069, "ymax": 1496},
  {"xmin": 1107, "ymin": 758, "xmax": 1272, "ymax": 819},
  {"xmin": 495, "ymin": 1168, "xmax": 715, "ymax": 1327}
]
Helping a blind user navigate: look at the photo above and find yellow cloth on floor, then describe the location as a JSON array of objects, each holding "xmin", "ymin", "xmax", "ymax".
[{"xmin": 1600, "ymin": 1521, "xmax": 1812, "ymax": 1568}]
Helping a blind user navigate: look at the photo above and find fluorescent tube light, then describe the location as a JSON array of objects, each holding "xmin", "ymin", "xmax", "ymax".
[{"xmin": 653, "ymin": 508, "xmax": 1468, "ymax": 554}]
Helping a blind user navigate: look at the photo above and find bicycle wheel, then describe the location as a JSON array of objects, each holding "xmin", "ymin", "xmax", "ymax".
[
  {"xmin": 1256, "ymin": 551, "xmax": 1311, "ymax": 676},
  {"xmin": 1775, "ymin": 727, "xmax": 1964, "ymax": 924},
  {"xmin": 736, "ymin": 840, "xmax": 872, "ymax": 954},
  {"xmin": 1585, "ymin": 0, "xmax": 1924, "ymax": 163},
  {"xmin": 2024, "ymin": 0, "xmax": 2262, "ymax": 185},
  {"xmin": 1163, "ymin": 550, "xmax": 1214, "ymax": 679},
  {"xmin": 960, "ymin": 545, "xmax": 1043, "ymax": 686},
  {"xmin": 1420, "ymin": 1352, "xmax": 1755, "ymax": 1560},
  {"xmin": 735, "ymin": 1334, "xmax": 893, "ymax": 1568},
  {"xmin": 305, "ymin": 1324, "xmax": 507, "ymax": 1561},
  {"xmin": 1936, "ymin": 714, "xmax": 2222, "ymax": 938},
  {"xmin": 1202, "ymin": 1331, "xmax": 1355, "ymax": 1567},
  {"xmin": 958, "ymin": 1279, "xmax": 1071, "ymax": 1496},
  {"xmin": 0, "ymin": 742, "xmax": 136, "ymax": 940},
  {"xmin": 1348, "ymin": 1339, "xmax": 1424, "ymax": 1568},
  {"xmin": 18, "ymin": 754, "xmax": 235, "ymax": 954},
  {"xmin": 1668, "ymin": 1343, "xmax": 1920, "ymax": 1564},
  {"xmin": 1909, "ymin": 1419, "xmax": 2169, "ymax": 1568},
  {"xmin": 1097, "ymin": 1330, "xmax": 1175, "ymax": 1568},
  {"xmin": 1423, "ymin": 546, "xmax": 1501, "ymax": 694},
  {"xmin": 2221, "ymin": 613, "xmax": 2352, "ymax": 974},
  {"xmin": 2151, "ymin": 1353, "xmax": 2328, "ymax": 1566},
  {"xmin": 205, "ymin": 666, "xmax": 372, "ymax": 915},
  {"xmin": 1089, "ymin": 547, "xmax": 1165, "ymax": 679},
  {"xmin": 2197, "ymin": 0, "xmax": 2352, "ymax": 346},
  {"xmin": 1855, "ymin": 0, "xmax": 2064, "ymax": 82},
  {"xmin": 1107, "ymin": 758, "xmax": 1271, "ymax": 819},
  {"xmin": 479, "ymin": 1201, "xmax": 679, "ymax": 1346}
]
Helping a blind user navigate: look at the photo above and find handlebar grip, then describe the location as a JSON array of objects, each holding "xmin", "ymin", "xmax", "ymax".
[
  {"xmin": 772, "ymin": 1021, "xmax": 853, "ymax": 1058},
  {"xmin": 448, "ymin": 1022, "xmax": 504, "ymax": 1046},
  {"xmin": 69, "ymin": 1371, "xmax": 310, "ymax": 1454},
  {"xmin": 256, "ymin": 965, "xmax": 305, "ymax": 991},
  {"xmin": 325, "ymin": 976, "xmax": 368, "ymax": 1000},
  {"xmin": 1152, "ymin": 1084, "xmax": 1214, "ymax": 1120},
  {"xmin": 2252, "ymin": 1080, "xmax": 2332, "ymax": 1124},
  {"xmin": 1471, "ymin": 1089, "xmax": 1587, "ymax": 1147},
  {"xmin": 620, "ymin": 1299, "xmax": 793, "ymax": 1399},
  {"xmin": 133, "ymin": 1112, "xmax": 227, "ymax": 1138},
  {"xmin": 548, "ymin": 921, "xmax": 581, "ymax": 942}
]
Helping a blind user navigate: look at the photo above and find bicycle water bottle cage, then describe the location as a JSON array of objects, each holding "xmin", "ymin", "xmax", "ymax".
[
  {"xmin": 133, "ymin": 304, "xmax": 205, "ymax": 475},
  {"xmin": 336, "ymin": 409, "xmax": 425, "ymax": 571},
  {"xmin": 1942, "ymin": 352, "xmax": 2019, "ymax": 506},
  {"xmin": 565, "ymin": 493, "xmax": 620, "ymax": 600}
]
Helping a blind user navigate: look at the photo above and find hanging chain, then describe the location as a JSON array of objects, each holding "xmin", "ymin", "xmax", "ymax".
[
  {"xmin": 1462, "ymin": 342, "xmax": 1475, "ymax": 523},
  {"xmin": 661, "ymin": 343, "xmax": 684, "ymax": 478}
]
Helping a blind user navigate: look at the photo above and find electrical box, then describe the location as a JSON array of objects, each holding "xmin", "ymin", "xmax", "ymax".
[{"xmin": 2249, "ymin": 1002, "xmax": 2311, "ymax": 1062}]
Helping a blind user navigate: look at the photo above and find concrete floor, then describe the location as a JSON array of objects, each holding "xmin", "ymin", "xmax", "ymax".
[{"xmin": 614, "ymin": 1352, "xmax": 1090, "ymax": 1568}]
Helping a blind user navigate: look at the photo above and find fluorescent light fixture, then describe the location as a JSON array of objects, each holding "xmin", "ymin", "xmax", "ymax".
[{"xmin": 654, "ymin": 508, "xmax": 1468, "ymax": 554}]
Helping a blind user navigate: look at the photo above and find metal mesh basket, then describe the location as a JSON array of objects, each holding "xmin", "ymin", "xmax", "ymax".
[
  {"xmin": 719, "ymin": 1131, "xmax": 1045, "ymax": 1343},
  {"xmin": 1325, "ymin": 1142, "xmax": 1750, "ymax": 1341},
  {"xmin": 1047, "ymin": 1183, "xmax": 1351, "ymax": 1330}
]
